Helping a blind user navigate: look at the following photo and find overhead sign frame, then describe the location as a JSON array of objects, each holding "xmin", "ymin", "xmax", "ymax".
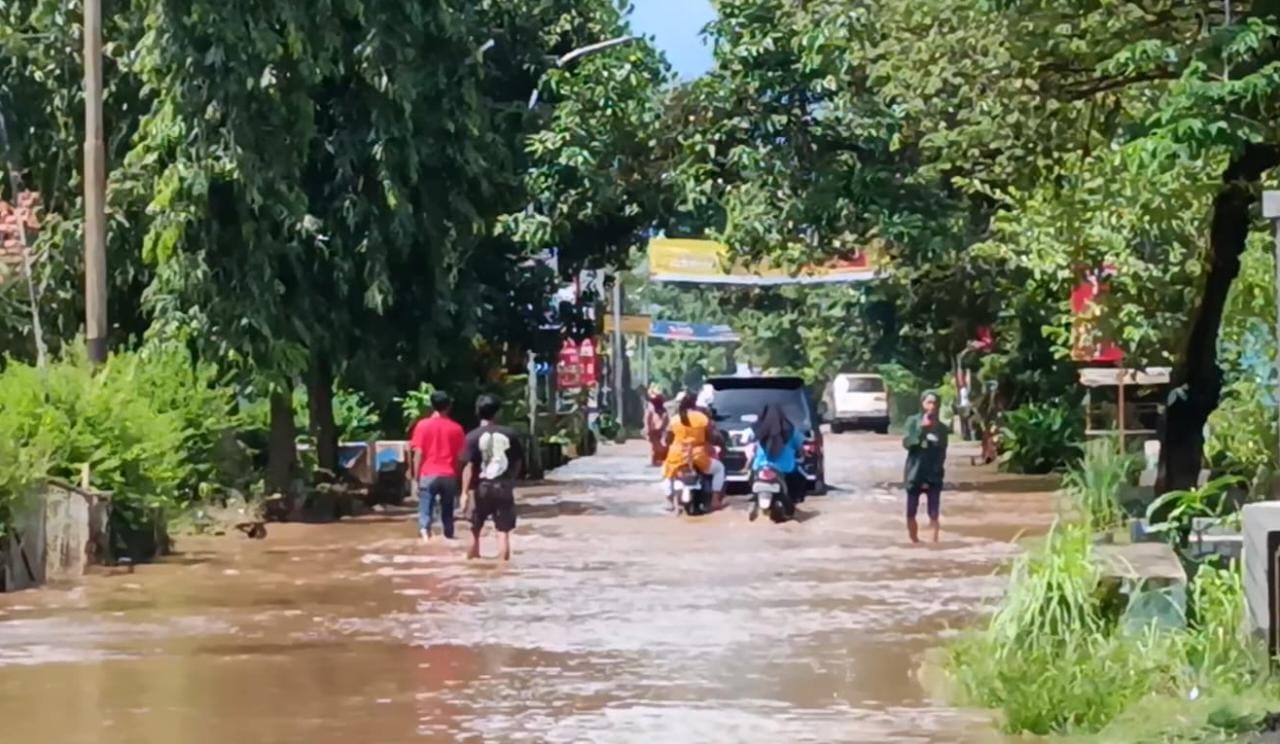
[{"xmin": 647, "ymin": 238, "xmax": 878, "ymax": 285}]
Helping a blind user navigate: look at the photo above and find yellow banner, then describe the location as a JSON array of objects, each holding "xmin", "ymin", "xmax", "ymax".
[
  {"xmin": 647, "ymin": 238, "xmax": 878, "ymax": 285},
  {"xmin": 602, "ymin": 314, "xmax": 652, "ymax": 335}
]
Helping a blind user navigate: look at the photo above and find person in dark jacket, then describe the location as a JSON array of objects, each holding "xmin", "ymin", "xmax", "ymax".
[{"xmin": 902, "ymin": 391, "xmax": 949, "ymax": 543}]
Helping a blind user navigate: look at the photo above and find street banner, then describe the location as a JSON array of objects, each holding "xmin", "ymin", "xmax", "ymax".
[
  {"xmin": 602, "ymin": 314, "xmax": 653, "ymax": 335},
  {"xmin": 647, "ymin": 238, "xmax": 877, "ymax": 285},
  {"xmin": 649, "ymin": 320, "xmax": 740, "ymax": 343}
]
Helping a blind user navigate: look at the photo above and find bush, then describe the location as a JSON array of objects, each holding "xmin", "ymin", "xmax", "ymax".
[
  {"xmin": 1205, "ymin": 378, "xmax": 1275, "ymax": 491},
  {"xmin": 949, "ymin": 523, "xmax": 1181, "ymax": 734},
  {"xmin": 950, "ymin": 522, "xmax": 1273, "ymax": 737},
  {"xmin": 1061, "ymin": 438, "xmax": 1141, "ymax": 530},
  {"xmin": 876, "ymin": 363, "xmax": 924, "ymax": 427},
  {"xmin": 395, "ymin": 382, "xmax": 437, "ymax": 426},
  {"xmin": 998, "ymin": 402, "xmax": 1082, "ymax": 474},
  {"xmin": 293, "ymin": 384, "xmax": 383, "ymax": 443},
  {"xmin": 0, "ymin": 346, "xmax": 238, "ymax": 548}
]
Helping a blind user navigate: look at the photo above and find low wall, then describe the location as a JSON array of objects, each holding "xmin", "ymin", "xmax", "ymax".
[{"xmin": 1, "ymin": 482, "xmax": 110, "ymax": 592}]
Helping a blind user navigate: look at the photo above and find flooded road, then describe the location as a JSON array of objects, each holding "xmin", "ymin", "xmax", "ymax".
[{"xmin": 0, "ymin": 432, "xmax": 1054, "ymax": 743}]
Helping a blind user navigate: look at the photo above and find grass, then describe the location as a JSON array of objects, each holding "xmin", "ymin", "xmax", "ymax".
[
  {"xmin": 1060, "ymin": 438, "xmax": 1140, "ymax": 531},
  {"xmin": 947, "ymin": 519, "xmax": 1275, "ymax": 739}
]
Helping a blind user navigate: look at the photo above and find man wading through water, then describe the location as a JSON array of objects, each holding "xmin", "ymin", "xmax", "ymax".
[
  {"xmin": 459, "ymin": 394, "xmax": 524, "ymax": 561},
  {"xmin": 409, "ymin": 390, "xmax": 466, "ymax": 542},
  {"xmin": 902, "ymin": 391, "xmax": 949, "ymax": 544}
]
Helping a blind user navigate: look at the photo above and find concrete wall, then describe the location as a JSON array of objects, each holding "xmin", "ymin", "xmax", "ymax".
[
  {"xmin": 1, "ymin": 482, "xmax": 110, "ymax": 592},
  {"xmin": 1, "ymin": 492, "xmax": 47, "ymax": 592},
  {"xmin": 1242, "ymin": 501, "xmax": 1280, "ymax": 639}
]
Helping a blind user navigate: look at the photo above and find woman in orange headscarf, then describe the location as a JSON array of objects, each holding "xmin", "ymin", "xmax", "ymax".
[{"xmin": 662, "ymin": 391, "xmax": 726, "ymax": 510}]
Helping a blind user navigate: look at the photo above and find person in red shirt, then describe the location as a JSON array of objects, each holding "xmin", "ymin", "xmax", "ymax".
[{"xmin": 409, "ymin": 390, "xmax": 466, "ymax": 541}]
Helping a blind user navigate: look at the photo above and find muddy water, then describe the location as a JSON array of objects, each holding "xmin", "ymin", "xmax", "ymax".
[{"xmin": 0, "ymin": 433, "xmax": 1054, "ymax": 743}]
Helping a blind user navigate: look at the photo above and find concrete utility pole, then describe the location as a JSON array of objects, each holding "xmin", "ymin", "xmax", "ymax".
[
  {"xmin": 84, "ymin": 0, "xmax": 108, "ymax": 364},
  {"xmin": 1264, "ymin": 191, "xmax": 1280, "ymax": 475}
]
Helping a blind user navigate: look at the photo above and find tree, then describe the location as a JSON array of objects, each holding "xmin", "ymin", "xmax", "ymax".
[{"xmin": 0, "ymin": 0, "xmax": 152, "ymax": 361}]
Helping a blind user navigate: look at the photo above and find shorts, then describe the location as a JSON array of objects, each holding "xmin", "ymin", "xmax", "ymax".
[
  {"xmin": 906, "ymin": 482, "xmax": 942, "ymax": 520},
  {"xmin": 472, "ymin": 481, "xmax": 517, "ymax": 533}
]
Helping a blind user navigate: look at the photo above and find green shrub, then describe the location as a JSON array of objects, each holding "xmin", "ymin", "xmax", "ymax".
[
  {"xmin": 950, "ymin": 521, "xmax": 1273, "ymax": 738},
  {"xmin": 395, "ymin": 382, "xmax": 437, "ymax": 426},
  {"xmin": 1205, "ymin": 379, "xmax": 1275, "ymax": 491},
  {"xmin": 1145, "ymin": 476, "xmax": 1242, "ymax": 546},
  {"xmin": 0, "ymin": 424, "xmax": 52, "ymax": 535},
  {"xmin": 333, "ymin": 387, "xmax": 380, "ymax": 441},
  {"xmin": 1061, "ymin": 438, "xmax": 1141, "ymax": 529},
  {"xmin": 876, "ymin": 363, "xmax": 924, "ymax": 427},
  {"xmin": 998, "ymin": 402, "xmax": 1082, "ymax": 474},
  {"xmin": 1185, "ymin": 561, "xmax": 1266, "ymax": 692},
  {"xmin": 0, "ymin": 346, "xmax": 237, "ymax": 544},
  {"xmin": 293, "ymin": 384, "xmax": 383, "ymax": 443},
  {"xmin": 950, "ymin": 523, "xmax": 1182, "ymax": 734}
]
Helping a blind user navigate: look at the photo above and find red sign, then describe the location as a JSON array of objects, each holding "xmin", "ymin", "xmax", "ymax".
[
  {"xmin": 557, "ymin": 340, "xmax": 581, "ymax": 389},
  {"xmin": 1070, "ymin": 268, "xmax": 1124, "ymax": 363},
  {"xmin": 974, "ymin": 326, "xmax": 994, "ymax": 352},
  {"xmin": 579, "ymin": 338, "xmax": 598, "ymax": 387}
]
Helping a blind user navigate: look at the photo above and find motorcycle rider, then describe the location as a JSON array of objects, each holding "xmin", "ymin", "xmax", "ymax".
[
  {"xmin": 662, "ymin": 390, "xmax": 727, "ymax": 511},
  {"xmin": 748, "ymin": 403, "xmax": 807, "ymax": 513}
]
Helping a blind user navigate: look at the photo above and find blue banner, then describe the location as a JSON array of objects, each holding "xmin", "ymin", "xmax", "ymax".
[{"xmin": 650, "ymin": 320, "xmax": 740, "ymax": 343}]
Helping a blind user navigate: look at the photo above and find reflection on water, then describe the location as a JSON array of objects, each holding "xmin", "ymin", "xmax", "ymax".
[{"xmin": 0, "ymin": 436, "xmax": 1051, "ymax": 744}]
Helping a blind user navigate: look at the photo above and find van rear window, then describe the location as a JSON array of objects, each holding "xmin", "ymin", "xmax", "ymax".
[{"xmin": 844, "ymin": 377, "xmax": 884, "ymax": 393}]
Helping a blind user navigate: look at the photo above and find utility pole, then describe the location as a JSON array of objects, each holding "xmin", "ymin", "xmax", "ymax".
[
  {"xmin": 1264, "ymin": 191, "xmax": 1280, "ymax": 476},
  {"xmin": 612, "ymin": 274, "xmax": 625, "ymax": 442},
  {"xmin": 527, "ymin": 349, "xmax": 541, "ymax": 477},
  {"xmin": 84, "ymin": 0, "xmax": 108, "ymax": 364}
]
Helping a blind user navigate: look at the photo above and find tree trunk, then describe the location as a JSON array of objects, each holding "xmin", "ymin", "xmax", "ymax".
[
  {"xmin": 1157, "ymin": 144, "xmax": 1280, "ymax": 494},
  {"xmin": 266, "ymin": 386, "xmax": 298, "ymax": 496},
  {"xmin": 308, "ymin": 352, "xmax": 338, "ymax": 474}
]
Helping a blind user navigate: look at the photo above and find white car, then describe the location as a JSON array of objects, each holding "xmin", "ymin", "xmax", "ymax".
[{"xmin": 827, "ymin": 373, "xmax": 890, "ymax": 434}]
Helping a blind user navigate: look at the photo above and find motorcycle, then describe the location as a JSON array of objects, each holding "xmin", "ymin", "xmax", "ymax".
[
  {"xmin": 673, "ymin": 464, "xmax": 714, "ymax": 515},
  {"xmin": 749, "ymin": 464, "xmax": 794, "ymax": 523}
]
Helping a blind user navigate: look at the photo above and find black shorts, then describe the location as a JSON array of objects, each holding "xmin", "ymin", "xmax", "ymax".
[
  {"xmin": 906, "ymin": 482, "xmax": 942, "ymax": 520},
  {"xmin": 472, "ymin": 481, "xmax": 516, "ymax": 533}
]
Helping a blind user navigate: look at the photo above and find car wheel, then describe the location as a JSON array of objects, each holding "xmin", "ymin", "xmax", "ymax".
[
  {"xmin": 876, "ymin": 424, "xmax": 890, "ymax": 435},
  {"xmin": 830, "ymin": 421, "xmax": 845, "ymax": 434}
]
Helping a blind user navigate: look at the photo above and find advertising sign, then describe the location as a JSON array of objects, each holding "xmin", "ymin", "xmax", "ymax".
[
  {"xmin": 648, "ymin": 238, "xmax": 878, "ymax": 285},
  {"xmin": 579, "ymin": 338, "xmax": 598, "ymax": 387},
  {"xmin": 556, "ymin": 340, "xmax": 581, "ymax": 390},
  {"xmin": 649, "ymin": 320, "xmax": 741, "ymax": 343}
]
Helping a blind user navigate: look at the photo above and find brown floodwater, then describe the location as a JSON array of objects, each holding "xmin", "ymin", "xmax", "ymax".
[{"xmin": 0, "ymin": 433, "xmax": 1054, "ymax": 743}]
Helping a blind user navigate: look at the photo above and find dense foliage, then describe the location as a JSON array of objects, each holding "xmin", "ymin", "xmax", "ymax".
[
  {"xmin": 0, "ymin": 345, "xmax": 238, "ymax": 546},
  {"xmin": 950, "ymin": 522, "xmax": 1270, "ymax": 737},
  {"xmin": 0, "ymin": 0, "xmax": 670, "ymax": 500}
]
